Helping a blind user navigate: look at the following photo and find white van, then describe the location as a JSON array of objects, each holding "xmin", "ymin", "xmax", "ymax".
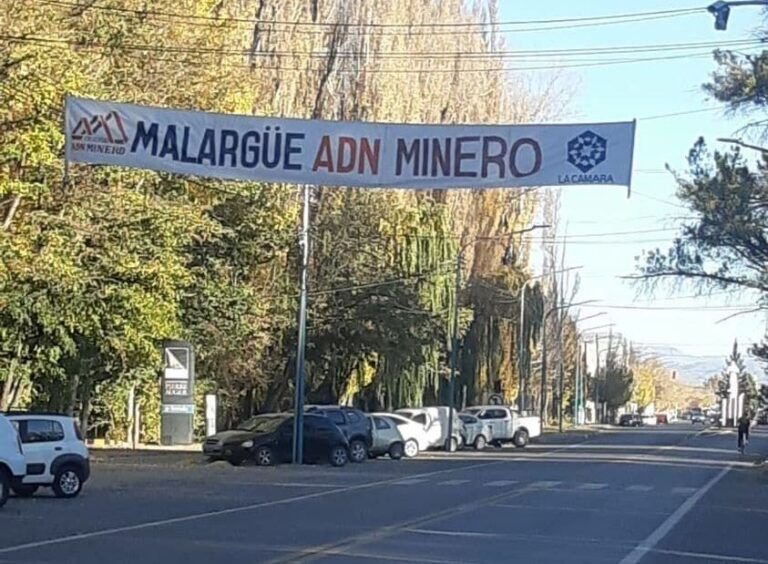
[
  {"xmin": 0, "ymin": 414, "xmax": 26, "ymax": 508},
  {"xmin": 395, "ymin": 407, "xmax": 463, "ymax": 451}
]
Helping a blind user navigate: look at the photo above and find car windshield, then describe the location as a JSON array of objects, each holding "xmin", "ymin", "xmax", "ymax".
[
  {"xmin": 459, "ymin": 415, "xmax": 476, "ymax": 424},
  {"xmin": 235, "ymin": 415, "xmax": 287, "ymax": 433}
]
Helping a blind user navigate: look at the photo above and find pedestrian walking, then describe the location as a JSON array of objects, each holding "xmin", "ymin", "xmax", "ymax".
[{"xmin": 737, "ymin": 414, "xmax": 751, "ymax": 454}]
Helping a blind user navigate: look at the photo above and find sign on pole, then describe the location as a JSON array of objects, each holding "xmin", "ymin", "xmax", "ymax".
[{"xmin": 65, "ymin": 97, "xmax": 636, "ymax": 189}]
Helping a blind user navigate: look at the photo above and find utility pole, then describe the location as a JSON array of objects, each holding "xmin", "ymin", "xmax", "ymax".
[
  {"xmin": 518, "ymin": 280, "xmax": 533, "ymax": 412},
  {"xmin": 574, "ymin": 340, "xmax": 582, "ymax": 426},
  {"xmin": 557, "ymin": 293, "xmax": 566, "ymax": 433},
  {"xmin": 292, "ymin": 185, "xmax": 311, "ymax": 465},
  {"xmin": 708, "ymin": 1, "xmax": 768, "ymax": 30},
  {"xmin": 594, "ymin": 333, "xmax": 600, "ymax": 424}
]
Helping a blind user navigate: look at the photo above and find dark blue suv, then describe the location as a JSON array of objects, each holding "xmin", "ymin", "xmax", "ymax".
[{"xmin": 305, "ymin": 406, "xmax": 373, "ymax": 463}]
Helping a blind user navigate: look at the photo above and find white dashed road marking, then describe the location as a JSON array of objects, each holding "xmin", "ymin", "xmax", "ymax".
[
  {"xmin": 392, "ymin": 478, "xmax": 430, "ymax": 486},
  {"xmin": 531, "ymin": 481, "xmax": 562, "ymax": 489},
  {"xmin": 671, "ymin": 487, "xmax": 698, "ymax": 496},
  {"xmin": 577, "ymin": 483, "xmax": 608, "ymax": 490},
  {"xmin": 626, "ymin": 485, "xmax": 654, "ymax": 492}
]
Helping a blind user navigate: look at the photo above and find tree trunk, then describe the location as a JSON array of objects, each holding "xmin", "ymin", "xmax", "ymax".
[
  {"xmin": 0, "ymin": 341, "xmax": 23, "ymax": 411},
  {"xmin": 1, "ymin": 194, "xmax": 21, "ymax": 231},
  {"xmin": 65, "ymin": 372, "xmax": 80, "ymax": 416},
  {"xmin": 79, "ymin": 376, "xmax": 92, "ymax": 438}
]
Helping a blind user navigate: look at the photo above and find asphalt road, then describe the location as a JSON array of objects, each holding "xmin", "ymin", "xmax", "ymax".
[{"xmin": 1, "ymin": 423, "xmax": 767, "ymax": 564}]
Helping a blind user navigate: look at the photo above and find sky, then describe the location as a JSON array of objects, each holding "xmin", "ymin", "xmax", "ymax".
[{"xmin": 498, "ymin": 1, "xmax": 767, "ymax": 369}]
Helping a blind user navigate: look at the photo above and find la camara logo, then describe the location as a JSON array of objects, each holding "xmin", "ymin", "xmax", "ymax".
[
  {"xmin": 558, "ymin": 130, "xmax": 613, "ymax": 184},
  {"xmin": 567, "ymin": 130, "xmax": 607, "ymax": 173}
]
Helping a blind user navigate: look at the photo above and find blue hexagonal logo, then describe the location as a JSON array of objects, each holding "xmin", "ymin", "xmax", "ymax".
[{"xmin": 567, "ymin": 130, "xmax": 607, "ymax": 173}]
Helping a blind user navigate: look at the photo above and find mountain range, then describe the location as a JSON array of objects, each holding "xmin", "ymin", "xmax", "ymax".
[{"xmin": 638, "ymin": 345, "xmax": 766, "ymax": 386}]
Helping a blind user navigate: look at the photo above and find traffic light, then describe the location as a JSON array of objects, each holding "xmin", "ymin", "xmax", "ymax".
[{"xmin": 708, "ymin": 1, "xmax": 731, "ymax": 30}]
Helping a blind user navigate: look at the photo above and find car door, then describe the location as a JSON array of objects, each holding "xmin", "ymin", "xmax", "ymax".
[
  {"xmin": 478, "ymin": 409, "xmax": 508, "ymax": 439},
  {"xmin": 275, "ymin": 419, "xmax": 295, "ymax": 462},
  {"xmin": 415, "ymin": 413, "xmax": 442, "ymax": 447},
  {"xmin": 16, "ymin": 418, "xmax": 65, "ymax": 483},
  {"xmin": 324, "ymin": 409, "xmax": 348, "ymax": 439}
]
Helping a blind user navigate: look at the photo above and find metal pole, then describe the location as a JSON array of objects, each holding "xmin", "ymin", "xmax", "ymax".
[
  {"xmin": 558, "ymin": 297, "xmax": 565, "ymax": 433},
  {"xmin": 540, "ymin": 312, "xmax": 547, "ymax": 424},
  {"xmin": 574, "ymin": 339, "xmax": 581, "ymax": 426},
  {"xmin": 518, "ymin": 282, "xmax": 527, "ymax": 412},
  {"xmin": 292, "ymin": 185, "xmax": 311, "ymax": 464},
  {"xmin": 446, "ymin": 249, "xmax": 462, "ymax": 451},
  {"xmin": 594, "ymin": 334, "xmax": 600, "ymax": 424}
]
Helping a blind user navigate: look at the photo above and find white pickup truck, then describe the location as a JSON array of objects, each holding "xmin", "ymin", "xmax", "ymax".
[{"xmin": 463, "ymin": 406, "xmax": 541, "ymax": 447}]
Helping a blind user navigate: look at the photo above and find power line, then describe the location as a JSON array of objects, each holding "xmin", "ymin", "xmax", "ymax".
[
  {"xmin": 0, "ymin": 36, "xmax": 748, "ymax": 74},
  {"xmin": 1, "ymin": 33, "xmax": 757, "ymax": 61},
  {"xmin": 36, "ymin": 1, "xmax": 702, "ymax": 31}
]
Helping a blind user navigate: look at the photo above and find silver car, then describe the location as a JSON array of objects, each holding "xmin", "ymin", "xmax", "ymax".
[
  {"xmin": 458, "ymin": 413, "xmax": 493, "ymax": 450},
  {"xmin": 368, "ymin": 415, "xmax": 406, "ymax": 459}
]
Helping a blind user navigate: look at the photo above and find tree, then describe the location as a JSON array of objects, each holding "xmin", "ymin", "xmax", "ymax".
[
  {"xmin": 634, "ymin": 19, "xmax": 768, "ymax": 367},
  {"xmin": 595, "ymin": 336, "xmax": 634, "ymax": 421}
]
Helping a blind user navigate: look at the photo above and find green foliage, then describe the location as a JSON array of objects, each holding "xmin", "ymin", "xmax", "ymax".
[{"xmin": 0, "ymin": 0, "xmax": 565, "ymax": 439}]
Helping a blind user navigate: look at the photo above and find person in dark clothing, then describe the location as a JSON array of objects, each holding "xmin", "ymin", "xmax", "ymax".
[{"xmin": 738, "ymin": 415, "xmax": 751, "ymax": 454}]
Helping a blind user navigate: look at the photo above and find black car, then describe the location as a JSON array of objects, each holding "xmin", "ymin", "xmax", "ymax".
[
  {"xmin": 619, "ymin": 414, "xmax": 643, "ymax": 427},
  {"xmin": 203, "ymin": 413, "xmax": 350, "ymax": 467},
  {"xmin": 305, "ymin": 405, "xmax": 373, "ymax": 463}
]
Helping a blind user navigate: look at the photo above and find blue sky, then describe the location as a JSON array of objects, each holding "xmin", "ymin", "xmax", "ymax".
[{"xmin": 498, "ymin": 1, "xmax": 766, "ymax": 366}]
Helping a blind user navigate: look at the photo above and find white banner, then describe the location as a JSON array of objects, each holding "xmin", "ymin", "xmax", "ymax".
[{"xmin": 65, "ymin": 96, "xmax": 635, "ymax": 189}]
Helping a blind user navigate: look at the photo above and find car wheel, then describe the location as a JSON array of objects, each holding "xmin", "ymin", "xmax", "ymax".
[
  {"xmin": 0, "ymin": 471, "xmax": 9, "ymax": 508},
  {"xmin": 513, "ymin": 429, "xmax": 529, "ymax": 448},
  {"xmin": 403, "ymin": 439, "xmax": 419, "ymax": 458},
  {"xmin": 52, "ymin": 466, "xmax": 84, "ymax": 498},
  {"xmin": 388, "ymin": 442, "xmax": 404, "ymax": 460},
  {"xmin": 254, "ymin": 446, "xmax": 275, "ymax": 466},
  {"xmin": 349, "ymin": 440, "xmax": 368, "ymax": 463},
  {"xmin": 330, "ymin": 446, "xmax": 348, "ymax": 467},
  {"xmin": 474, "ymin": 435, "xmax": 487, "ymax": 451},
  {"xmin": 12, "ymin": 484, "xmax": 39, "ymax": 498}
]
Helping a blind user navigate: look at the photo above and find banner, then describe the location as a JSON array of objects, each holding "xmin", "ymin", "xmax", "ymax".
[{"xmin": 65, "ymin": 96, "xmax": 636, "ymax": 189}]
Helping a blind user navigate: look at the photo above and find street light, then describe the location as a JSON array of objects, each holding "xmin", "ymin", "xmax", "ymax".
[
  {"xmin": 708, "ymin": 1, "xmax": 768, "ymax": 30},
  {"xmin": 517, "ymin": 265, "xmax": 583, "ymax": 413},
  {"xmin": 445, "ymin": 224, "xmax": 549, "ymax": 451},
  {"xmin": 539, "ymin": 299, "xmax": 600, "ymax": 427}
]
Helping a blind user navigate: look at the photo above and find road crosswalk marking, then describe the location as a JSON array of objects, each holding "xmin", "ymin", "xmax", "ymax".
[
  {"xmin": 531, "ymin": 480, "xmax": 562, "ymax": 489},
  {"xmin": 437, "ymin": 479, "xmax": 470, "ymax": 486},
  {"xmin": 578, "ymin": 483, "xmax": 608, "ymax": 490},
  {"xmin": 671, "ymin": 487, "xmax": 698, "ymax": 495},
  {"xmin": 626, "ymin": 485, "xmax": 654, "ymax": 492},
  {"xmin": 392, "ymin": 478, "xmax": 429, "ymax": 486}
]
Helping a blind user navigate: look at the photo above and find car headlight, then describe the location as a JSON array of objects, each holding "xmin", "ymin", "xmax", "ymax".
[{"xmin": 241, "ymin": 440, "xmax": 254, "ymax": 448}]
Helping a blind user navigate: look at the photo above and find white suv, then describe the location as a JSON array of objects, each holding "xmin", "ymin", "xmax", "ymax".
[
  {"xmin": 7, "ymin": 414, "xmax": 90, "ymax": 498},
  {"xmin": 0, "ymin": 414, "xmax": 26, "ymax": 508}
]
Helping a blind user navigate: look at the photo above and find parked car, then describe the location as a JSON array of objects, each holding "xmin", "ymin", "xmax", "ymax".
[
  {"xmin": 395, "ymin": 407, "xmax": 464, "ymax": 451},
  {"xmin": 0, "ymin": 414, "xmax": 26, "ymax": 508},
  {"xmin": 373, "ymin": 412, "xmax": 431, "ymax": 457},
  {"xmin": 619, "ymin": 414, "xmax": 643, "ymax": 427},
  {"xmin": 462, "ymin": 406, "xmax": 541, "ymax": 448},
  {"xmin": 368, "ymin": 415, "xmax": 405, "ymax": 459},
  {"xmin": 7, "ymin": 413, "xmax": 90, "ymax": 498},
  {"xmin": 757, "ymin": 411, "xmax": 768, "ymax": 425},
  {"xmin": 203, "ymin": 413, "xmax": 349, "ymax": 467},
  {"xmin": 305, "ymin": 405, "xmax": 373, "ymax": 463},
  {"xmin": 458, "ymin": 413, "xmax": 493, "ymax": 450},
  {"xmin": 656, "ymin": 414, "xmax": 669, "ymax": 425}
]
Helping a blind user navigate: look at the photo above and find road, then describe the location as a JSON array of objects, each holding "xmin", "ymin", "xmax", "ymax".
[{"xmin": 1, "ymin": 423, "xmax": 766, "ymax": 563}]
